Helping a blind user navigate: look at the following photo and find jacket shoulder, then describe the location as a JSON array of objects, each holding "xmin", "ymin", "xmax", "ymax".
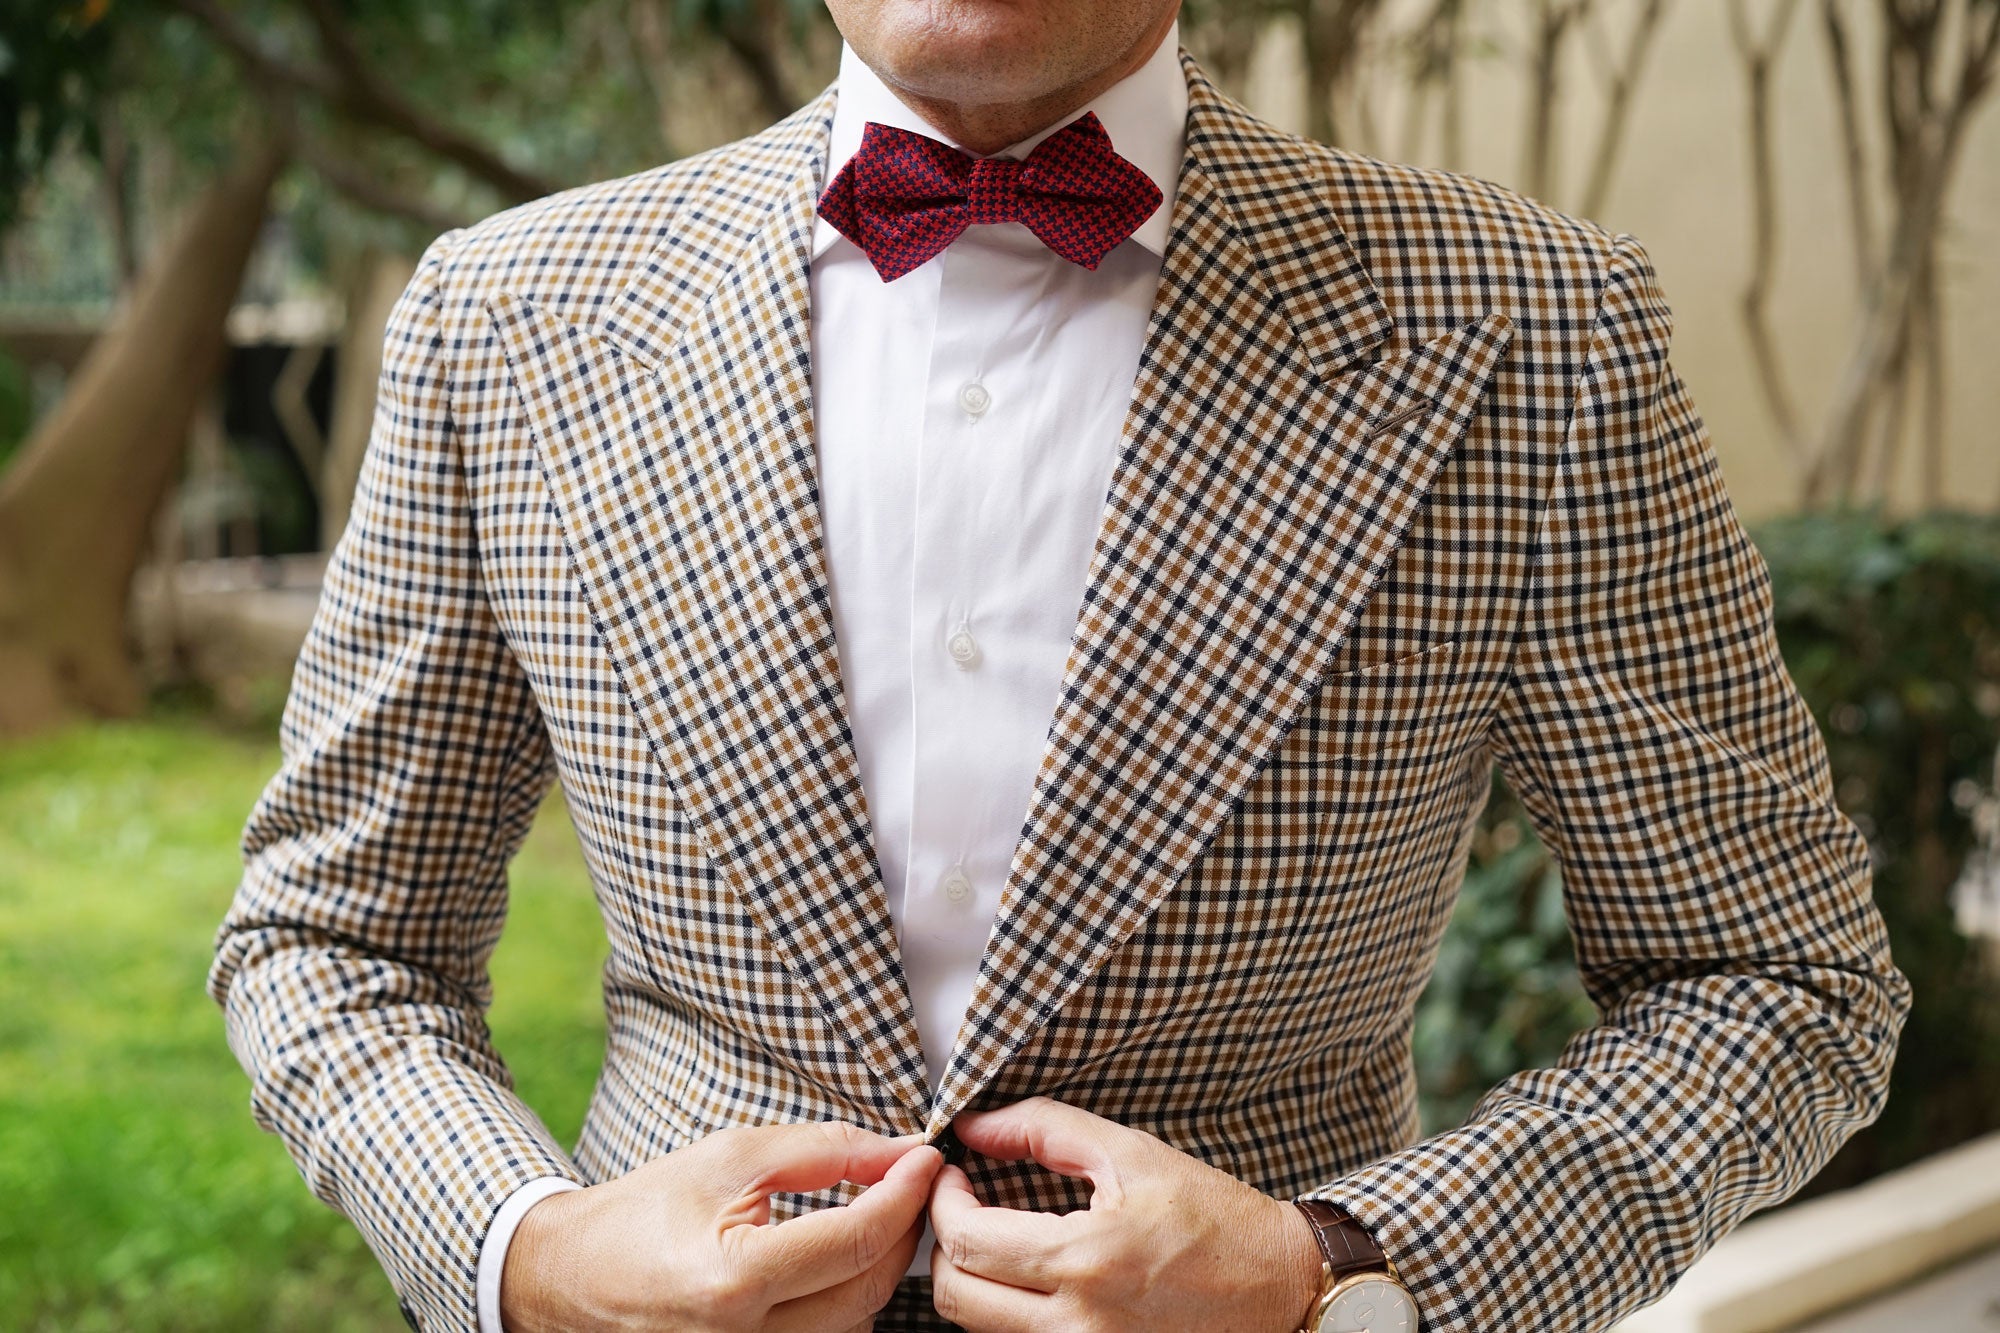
[
  {"xmin": 1291, "ymin": 138, "xmax": 1625, "ymax": 338},
  {"xmin": 1322, "ymin": 144, "xmax": 1615, "ymax": 255},
  {"xmin": 424, "ymin": 99, "xmax": 825, "ymax": 326}
]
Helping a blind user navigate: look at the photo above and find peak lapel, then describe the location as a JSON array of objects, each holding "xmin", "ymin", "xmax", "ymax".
[
  {"xmin": 925, "ymin": 56, "xmax": 1515, "ymax": 1136},
  {"xmin": 487, "ymin": 88, "xmax": 934, "ymax": 1129}
]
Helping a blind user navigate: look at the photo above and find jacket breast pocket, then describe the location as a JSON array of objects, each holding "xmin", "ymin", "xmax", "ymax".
[{"xmin": 1306, "ymin": 637, "xmax": 1469, "ymax": 757}]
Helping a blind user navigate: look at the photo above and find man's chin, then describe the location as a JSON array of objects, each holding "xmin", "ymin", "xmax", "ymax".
[
  {"xmin": 874, "ymin": 47, "xmax": 1064, "ymax": 108},
  {"xmin": 850, "ymin": 4, "xmax": 1071, "ymax": 102}
]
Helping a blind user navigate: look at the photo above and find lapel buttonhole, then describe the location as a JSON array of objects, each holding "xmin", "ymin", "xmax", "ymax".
[{"xmin": 1367, "ymin": 397, "xmax": 1435, "ymax": 436}]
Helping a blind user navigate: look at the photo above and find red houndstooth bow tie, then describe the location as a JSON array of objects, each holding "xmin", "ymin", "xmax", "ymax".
[{"xmin": 816, "ymin": 111, "xmax": 1164, "ymax": 282}]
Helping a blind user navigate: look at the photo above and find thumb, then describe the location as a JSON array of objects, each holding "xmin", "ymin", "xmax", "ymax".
[
  {"xmin": 729, "ymin": 1120, "xmax": 918, "ymax": 1196},
  {"xmin": 951, "ymin": 1097, "xmax": 1123, "ymax": 1182}
]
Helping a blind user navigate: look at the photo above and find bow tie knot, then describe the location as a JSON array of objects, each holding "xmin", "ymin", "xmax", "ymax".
[
  {"xmin": 817, "ymin": 111, "xmax": 1163, "ymax": 282},
  {"xmin": 964, "ymin": 156, "xmax": 1025, "ymax": 226}
]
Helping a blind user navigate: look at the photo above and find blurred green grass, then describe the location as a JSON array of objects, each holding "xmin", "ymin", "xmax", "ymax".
[{"xmin": 0, "ymin": 714, "xmax": 607, "ymax": 1331}]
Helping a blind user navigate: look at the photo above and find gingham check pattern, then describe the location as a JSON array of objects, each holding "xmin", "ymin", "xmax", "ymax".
[
  {"xmin": 209, "ymin": 47, "xmax": 1909, "ymax": 1333},
  {"xmin": 816, "ymin": 111, "xmax": 1163, "ymax": 281}
]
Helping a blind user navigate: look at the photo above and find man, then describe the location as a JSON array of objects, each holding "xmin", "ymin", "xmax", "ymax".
[{"xmin": 208, "ymin": 0, "xmax": 1910, "ymax": 1329}]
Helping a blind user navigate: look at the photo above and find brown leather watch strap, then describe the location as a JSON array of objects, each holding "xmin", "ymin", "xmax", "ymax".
[{"xmin": 1292, "ymin": 1199, "xmax": 1389, "ymax": 1281}]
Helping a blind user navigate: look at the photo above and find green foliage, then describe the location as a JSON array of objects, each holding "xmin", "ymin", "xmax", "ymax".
[
  {"xmin": 3, "ymin": 0, "xmax": 838, "ymax": 305},
  {"xmin": 298, "ymin": 0, "xmax": 665, "ymax": 181},
  {"xmin": 0, "ymin": 3, "xmax": 258, "ymax": 305},
  {"xmin": 0, "ymin": 715, "xmax": 608, "ymax": 1329},
  {"xmin": 0, "ymin": 345, "xmax": 30, "ymax": 467},
  {"xmin": 0, "ymin": 0, "xmax": 114, "ymax": 237},
  {"xmin": 673, "ymin": 0, "xmax": 829, "ymax": 35}
]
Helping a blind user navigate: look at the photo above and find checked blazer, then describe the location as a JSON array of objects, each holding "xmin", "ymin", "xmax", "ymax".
[{"xmin": 209, "ymin": 46, "xmax": 1909, "ymax": 1333}]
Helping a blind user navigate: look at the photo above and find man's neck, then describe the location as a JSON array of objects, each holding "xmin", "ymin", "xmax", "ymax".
[{"xmin": 874, "ymin": 9, "xmax": 1178, "ymax": 155}]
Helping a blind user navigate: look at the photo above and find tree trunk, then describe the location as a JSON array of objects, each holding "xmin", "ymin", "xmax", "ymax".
[
  {"xmin": 320, "ymin": 247, "xmax": 416, "ymax": 546},
  {"xmin": 0, "ymin": 130, "xmax": 288, "ymax": 737}
]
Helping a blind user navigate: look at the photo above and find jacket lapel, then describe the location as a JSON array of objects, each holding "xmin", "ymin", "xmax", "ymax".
[
  {"xmin": 924, "ymin": 56, "xmax": 1515, "ymax": 1136},
  {"xmin": 486, "ymin": 89, "xmax": 936, "ymax": 1130}
]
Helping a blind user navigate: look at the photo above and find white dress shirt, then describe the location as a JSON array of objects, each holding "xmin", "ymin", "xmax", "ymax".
[{"xmin": 476, "ymin": 23, "xmax": 1187, "ymax": 1325}]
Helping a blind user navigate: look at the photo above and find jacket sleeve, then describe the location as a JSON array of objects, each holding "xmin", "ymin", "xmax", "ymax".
[
  {"xmin": 1302, "ymin": 232, "xmax": 1911, "ymax": 1331},
  {"xmin": 207, "ymin": 227, "xmax": 587, "ymax": 1331}
]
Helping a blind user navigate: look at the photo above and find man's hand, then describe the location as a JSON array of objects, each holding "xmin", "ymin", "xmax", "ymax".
[
  {"xmin": 928, "ymin": 1097, "xmax": 1326, "ymax": 1332},
  {"xmin": 500, "ymin": 1120, "xmax": 942, "ymax": 1332}
]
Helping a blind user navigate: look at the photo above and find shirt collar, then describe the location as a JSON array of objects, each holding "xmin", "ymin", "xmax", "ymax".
[{"xmin": 811, "ymin": 20, "xmax": 1187, "ymax": 262}]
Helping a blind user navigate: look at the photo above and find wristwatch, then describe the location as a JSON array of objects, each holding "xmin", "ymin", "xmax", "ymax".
[{"xmin": 1291, "ymin": 1199, "xmax": 1420, "ymax": 1332}]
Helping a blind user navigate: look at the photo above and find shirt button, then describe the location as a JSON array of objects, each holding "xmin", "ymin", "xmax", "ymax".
[
  {"xmin": 940, "ymin": 867, "xmax": 974, "ymax": 902},
  {"xmin": 946, "ymin": 628, "xmax": 980, "ymax": 668},
  {"xmin": 957, "ymin": 382, "xmax": 991, "ymax": 417}
]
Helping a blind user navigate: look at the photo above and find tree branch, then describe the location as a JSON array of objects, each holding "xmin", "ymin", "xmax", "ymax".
[
  {"xmin": 164, "ymin": 0, "xmax": 560, "ymax": 203},
  {"xmin": 1818, "ymin": 0, "xmax": 1877, "ymax": 290},
  {"xmin": 717, "ymin": 0, "xmax": 805, "ymax": 126},
  {"xmin": 628, "ymin": 0, "xmax": 681, "ymax": 155},
  {"xmin": 1578, "ymin": 0, "xmax": 1669, "ymax": 219},
  {"xmin": 1522, "ymin": 0, "xmax": 1592, "ymax": 202},
  {"xmin": 295, "ymin": 0, "xmax": 559, "ymax": 202},
  {"xmin": 1808, "ymin": 0, "xmax": 1998, "ymax": 504},
  {"xmin": 1727, "ymin": 0, "xmax": 1807, "ymax": 461},
  {"xmin": 294, "ymin": 132, "xmax": 476, "ymax": 234},
  {"xmin": 1299, "ymin": 0, "xmax": 1387, "ymax": 147}
]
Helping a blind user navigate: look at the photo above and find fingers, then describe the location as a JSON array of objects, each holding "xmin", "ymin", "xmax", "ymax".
[
  {"xmin": 950, "ymin": 1097, "xmax": 1126, "ymax": 1182},
  {"xmin": 927, "ymin": 1162, "xmax": 1072, "ymax": 1293},
  {"xmin": 765, "ymin": 1206, "xmax": 925, "ymax": 1333},
  {"xmin": 832, "ymin": 1136, "xmax": 930, "ymax": 1189},
  {"xmin": 747, "ymin": 1142, "xmax": 942, "ymax": 1305},
  {"xmin": 930, "ymin": 1228, "xmax": 1060, "ymax": 1333},
  {"xmin": 730, "ymin": 1120, "xmax": 928, "ymax": 1196}
]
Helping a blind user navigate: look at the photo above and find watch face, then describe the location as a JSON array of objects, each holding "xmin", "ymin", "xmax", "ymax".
[{"xmin": 1317, "ymin": 1278, "xmax": 1418, "ymax": 1333}]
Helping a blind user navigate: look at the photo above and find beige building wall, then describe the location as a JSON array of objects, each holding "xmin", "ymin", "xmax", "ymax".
[{"xmin": 1230, "ymin": 3, "xmax": 2000, "ymax": 519}]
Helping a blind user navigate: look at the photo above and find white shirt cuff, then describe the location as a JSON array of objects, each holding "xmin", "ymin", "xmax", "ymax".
[{"xmin": 477, "ymin": 1176, "xmax": 585, "ymax": 1333}]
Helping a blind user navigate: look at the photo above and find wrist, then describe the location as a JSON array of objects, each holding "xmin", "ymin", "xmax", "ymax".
[
  {"xmin": 1287, "ymin": 1199, "xmax": 1419, "ymax": 1333},
  {"xmin": 1276, "ymin": 1196, "xmax": 1332, "ymax": 1333},
  {"xmin": 499, "ymin": 1187, "xmax": 587, "ymax": 1333}
]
